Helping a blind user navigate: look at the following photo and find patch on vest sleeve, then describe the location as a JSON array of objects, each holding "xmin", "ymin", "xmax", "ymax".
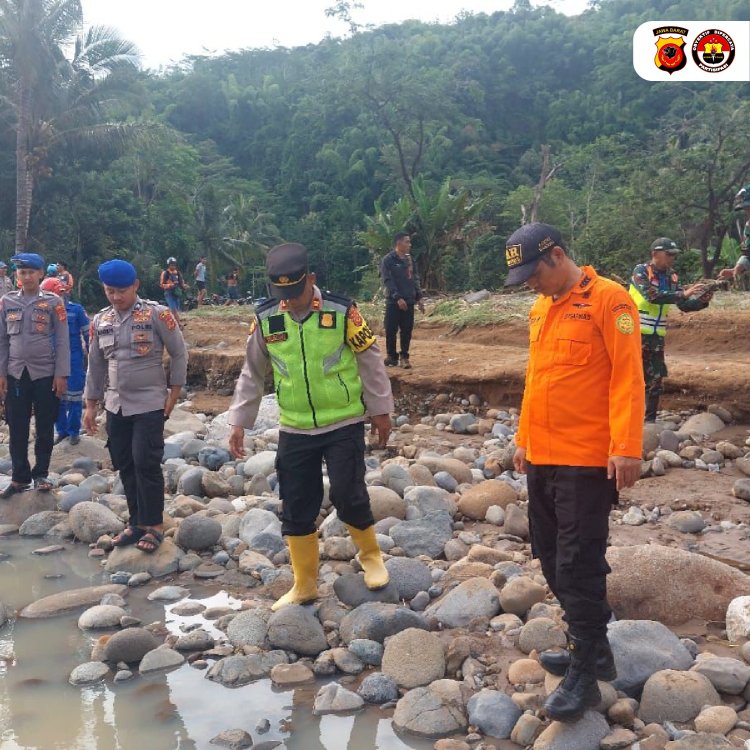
[
  {"xmin": 55, "ymin": 303, "xmax": 67, "ymax": 322},
  {"xmin": 248, "ymin": 318, "xmax": 257, "ymax": 336},
  {"xmin": 615, "ymin": 312, "xmax": 635, "ymax": 334},
  {"xmin": 346, "ymin": 307, "xmax": 376, "ymax": 353}
]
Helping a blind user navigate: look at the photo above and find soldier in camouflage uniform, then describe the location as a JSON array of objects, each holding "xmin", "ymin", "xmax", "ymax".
[
  {"xmin": 629, "ymin": 238, "xmax": 712, "ymax": 421},
  {"xmin": 718, "ymin": 184, "xmax": 750, "ymax": 288}
]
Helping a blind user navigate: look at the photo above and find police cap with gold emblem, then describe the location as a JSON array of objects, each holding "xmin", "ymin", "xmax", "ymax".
[
  {"xmin": 266, "ymin": 243, "xmax": 309, "ymax": 300},
  {"xmin": 504, "ymin": 223, "xmax": 565, "ymax": 287}
]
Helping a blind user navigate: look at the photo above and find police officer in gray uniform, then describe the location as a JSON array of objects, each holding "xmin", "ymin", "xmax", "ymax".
[
  {"xmin": 83, "ymin": 260, "xmax": 188, "ymax": 553},
  {"xmin": 0, "ymin": 253, "xmax": 70, "ymax": 496}
]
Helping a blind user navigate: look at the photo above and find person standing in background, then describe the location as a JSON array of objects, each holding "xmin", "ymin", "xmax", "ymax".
[
  {"xmin": 0, "ymin": 263, "xmax": 14, "ymax": 296},
  {"xmin": 0, "ymin": 253, "xmax": 70, "ymax": 496},
  {"xmin": 380, "ymin": 232, "xmax": 424, "ymax": 369},
  {"xmin": 41, "ymin": 277, "xmax": 89, "ymax": 446},
  {"xmin": 194, "ymin": 256, "xmax": 207, "ymax": 306}
]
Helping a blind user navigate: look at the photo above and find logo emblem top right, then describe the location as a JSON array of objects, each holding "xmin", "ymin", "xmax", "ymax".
[{"xmin": 692, "ymin": 29, "xmax": 736, "ymax": 73}]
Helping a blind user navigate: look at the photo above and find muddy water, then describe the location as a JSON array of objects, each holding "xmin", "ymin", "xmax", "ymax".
[{"xmin": 0, "ymin": 538, "xmax": 433, "ymax": 749}]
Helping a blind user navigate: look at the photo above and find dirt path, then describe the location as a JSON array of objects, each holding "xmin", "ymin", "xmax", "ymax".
[{"xmin": 183, "ymin": 308, "xmax": 750, "ymax": 418}]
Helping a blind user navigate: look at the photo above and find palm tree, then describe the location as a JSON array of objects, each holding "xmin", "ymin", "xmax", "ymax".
[{"xmin": 0, "ymin": 0, "xmax": 139, "ymax": 251}]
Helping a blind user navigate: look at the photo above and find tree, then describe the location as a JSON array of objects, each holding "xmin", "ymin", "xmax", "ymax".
[{"xmin": 0, "ymin": 0, "xmax": 138, "ymax": 251}]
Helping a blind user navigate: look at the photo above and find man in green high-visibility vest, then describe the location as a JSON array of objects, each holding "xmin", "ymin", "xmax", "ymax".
[
  {"xmin": 629, "ymin": 238, "xmax": 712, "ymax": 422},
  {"xmin": 227, "ymin": 242, "xmax": 394, "ymax": 611}
]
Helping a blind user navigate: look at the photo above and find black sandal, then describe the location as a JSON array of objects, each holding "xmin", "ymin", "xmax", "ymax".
[
  {"xmin": 0, "ymin": 482, "xmax": 31, "ymax": 499},
  {"xmin": 135, "ymin": 529, "xmax": 163, "ymax": 554},
  {"xmin": 33, "ymin": 477, "xmax": 54, "ymax": 492},
  {"xmin": 112, "ymin": 526, "xmax": 145, "ymax": 547}
]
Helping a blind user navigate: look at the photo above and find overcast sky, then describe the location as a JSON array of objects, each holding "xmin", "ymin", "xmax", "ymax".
[{"xmin": 79, "ymin": 0, "xmax": 590, "ymax": 70}]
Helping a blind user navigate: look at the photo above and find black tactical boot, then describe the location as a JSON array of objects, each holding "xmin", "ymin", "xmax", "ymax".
[
  {"xmin": 644, "ymin": 394, "xmax": 659, "ymax": 422},
  {"xmin": 543, "ymin": 636, "xmax": 601, "ymax": 722},
  {"xmin": 540, "ymin": 635, "xmax": 616, "ymax": 680}
]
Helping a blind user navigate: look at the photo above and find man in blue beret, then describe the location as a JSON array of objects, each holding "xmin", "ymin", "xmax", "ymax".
[
  {"xmin": 84, "ymin": 259, "xmax": 188, "ymax": 553},
  {"xmin": 0, "ymin": 253, "xmax": 70, "ymax": 496}
]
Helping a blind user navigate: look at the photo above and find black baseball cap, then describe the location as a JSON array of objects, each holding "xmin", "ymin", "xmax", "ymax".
[
  {"xmin": 650, "ymin": 237, "xmax": 680, "ymax": 254},
  {"xmin": 266, "ymin": 243, "xmax": 309, "ymax": 300},
  {"xmin": 504, "ymin": 223, "xmax": 564, "ymax": 287}
]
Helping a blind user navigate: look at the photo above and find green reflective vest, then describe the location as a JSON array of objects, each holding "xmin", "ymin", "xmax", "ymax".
[
  {"xmin": 628, "ymin": 283, "xmax": 668, "ymax": 337},
  {"xmin": 258, "ymin": 295, "xmax": 365, "ymax": 429}
]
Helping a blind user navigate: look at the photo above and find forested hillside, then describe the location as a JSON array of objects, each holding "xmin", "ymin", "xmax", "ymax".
[{"xmin": 0, "ymin": 0, "xmax": 748, "ymax": 303}]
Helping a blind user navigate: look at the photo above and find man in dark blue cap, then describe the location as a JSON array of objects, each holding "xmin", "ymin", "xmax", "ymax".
[
  {"xmin": 84, "ymin": 259, "xmax": 188, "ymax": 553},
  {"xmin": 0, "ymin": 253, "xmax": 70, "ymax": 496}
]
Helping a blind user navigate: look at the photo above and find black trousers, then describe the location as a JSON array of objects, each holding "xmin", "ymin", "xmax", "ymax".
[
  {"xmin": 6, "ymin": 370, "xmax": 59, "ymax": 484},
  {"xmin": 106, "ymin": 409, "xmax": 165, "ymax": 527},
  {"xmin": 384, "ymin": 302, "xmax": 415, "ymax": 360},
  {"xmin": 276, "ymin": 422, "xmax": 375, "ymax": 536},
  {"xmin": 526, "ymin": 463, "xmax": 618, "ymax": 639}
]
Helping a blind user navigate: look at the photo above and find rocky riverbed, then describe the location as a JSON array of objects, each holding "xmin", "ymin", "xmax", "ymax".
[{"xmin": 3, "ymin": 394, "xmax": 750, "ymax": 750}]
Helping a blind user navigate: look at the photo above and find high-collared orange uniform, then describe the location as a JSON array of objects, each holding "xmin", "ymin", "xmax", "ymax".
[{"xmin": 516, "ymin": 266, "xmax": 644, "ymax": 466}]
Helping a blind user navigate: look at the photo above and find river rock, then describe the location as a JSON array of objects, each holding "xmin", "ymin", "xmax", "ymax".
[
  {"xmin": 681, "ymin": 412, "xmax": 725, "ymax": 436},
  {"xmin": 466, "ymin": 688, "xmax": 522, "ymax": 739},
  {"xmin": 201, "ymin": 472, "xmax": 232, "ymax": 499},
  {"xmin": 733, "ymin": 479, "xmax": 750, "ymax": 502},
  {"xmin": 425, "ymin": 577, "xmax": 500, "ymax": 627},
  {"xmin": 389, "ymin": 511, "xmax": 453, "ymax": 558},
  {"xmin": 78, "ymin": 604, "xmax": 127, "ymax": 629},
  {"xmin": 691, "ymin": 655, "xmax": 750, "ymax": 694},
  {"xmin": 609, "ymin": 619, "xmax": 694, "ymax": 696},
  {"xmin": 105, "ymin": 539, "xmax": 184, "ymax": 577},
  {"xmin": 19, "ymin": 511, "xmax": 68, "ymax": 536},
  {"xmin": 392, "ymin": 679, "xmax": 468, "ymax": 738},
  {"xmin": 381, "ymin": 628, "xmax": 445, "ymax": 688},
  {"xmin": 175, "ymin": 629, "xmax": 215, "ymax": 651},
  {"xmin": 434, "ymin": 471, "xmax": 458, "ymax": 492},
  {"xmin": 518, "ymin": 617, "xmax": 567, "ymax": 654},
  {"xmin": 139, "ymin": 646, "xmax": 186, "ymax": 673},
  {"xmin": 404, "ymin": 486, "xmax": 456, "ymax": 518},
  {"xmin": 244, "ymin": 451, "xmax": 277, "ymax": 477},
  {"xmin": 68, "ymin": 502, "xmax": 124, "ymax": 543},
  {"xmin": 103, "ymin": 627, "xmax": 159, "ymax": 664},
  {"xmin": 384, "ymin": 557, "xmax": 433, "ymax": 600},
  {"xmin": 504, "ymin": 502, "xmax": 529, "ymax": 539},
  {"xmin": 209, "ymin": 729, "xmax": 253, "ymax": 749},
  {"xmin": 533, "ymin": 711, "xmax": 609, "ymax": 750},
  {"xmin": 607, "ymin": 544, "xmax": 750, "ymax": 625},
  {"xmin": 69, "ymin": 661, "xmax": 109, "ymax": 685},
  {"xmin": 498, "ymin": 576, "xmax": 547, "ymax": 616},
  {"xmin": 164, "ymin": 408, "xmax": 205, "ymax": 436},
  {"xmin": 313, "ymin": 682, "xmax": 364, "ymax": 715},
  {"xmin": 458, "ymin": 481, "xmax": 517, "ymax": 519},
  {"xmin": 267, "ymin": 606, "xmax": 327, "ymax": 656},
  {"xmin": 207, "ymin": 652, "xmax": 288, "ymax": 687},
  {"xmin": 58, "ymin": 486, "xmax": 93, "ymax": 511},
  {"xmin": 226, "ymin": 608, "xmax": 272, "ymax": 649},
  {"xmin": 238, "ymin": 508, "xmax": 282, "ymax": 548},
  {"xmin": 367, "ymin": 485, "xmax": 407, "ymax": 520},
  {"xmin": 79, "ymin": 474, "xmax": 110, "ymax": 494},
  {"xmin": 693, "ymin": 705, "xmax": 738, "ymax": 735},
  {"xmin": 177, "ymin": 467, "xmax": 205, "ymax": 496},
  {"xmin": 176, "ymin": 514, "xmax": 222, "ymax": 551},
  {"xmin": 416, "ymin": 456, "xmax": 473, "ymax": 484},
  {"xmin": 198, "ymin": 446, "xmax": 232, "ymax": 471},
  {"xmin": 665, "ymin": 735, "xmax": 733, "ymax": 749},
  {"xmin": 726, "ymin": 596, "xmax": 750, "ymax": 641},
  {"xmin": 380, "ymin": 464, "xmax": 413, "ymax": 497},
  {"xmin": 667, "ymin": 510, "xmax": 705, "ymax": 534},
  {"xmin": 20, "ymin": 584, "xmax": 127, "ymax": 618},
  {"xmin": 340, "ymin": 602, "xmax": 427, "ymax": 644},
  {"xmin": 639, "ymin": 670, "xmax": 721, "ymax": 723},
  {"xmin": 333, "ymin": 573, "xmax": 400, "ymax": 608},
  {"xmin": 270, "ymin": 662, "xmax": 314, "ymax": 686},
  {"xmin": 0, "ymin": 489, "xmax": 57, "ymax": 526},
  {"xmin": 358, "ymin": 672, "xmax": 399, "ymax": 704},
  {"xmin": 348, "ymin": 639, "xmax": 383, "ymax": 666}
]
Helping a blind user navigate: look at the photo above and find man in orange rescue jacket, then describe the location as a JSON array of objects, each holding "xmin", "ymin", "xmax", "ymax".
[{"xmin": 506, "ymin": 223, "xmax": 644, "ymax": 723}]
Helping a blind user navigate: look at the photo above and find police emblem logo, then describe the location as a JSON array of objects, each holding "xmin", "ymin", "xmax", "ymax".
[
  {"xmin": 248, "ymin": 318, "xmax": 257, "ymax": 336},
  {"xmin": 278, "ymin": 276, "xmax": 289, "ymax": 284},
  {"xmin": 506, "ymin": 244, "xmax": 522, "ymax": 268},
  {"xmin": 692, "ymin": 29, "xmax": 736, "ymax": 73},
  {"xmin": 616, "ymin": 312, "xmax": 635, "ymax": 335},
  {"xmin": 158, "ymin": 309, "xmax": 177, "ymax": 331},
  {"xmin": 319, "ymin": 311, "xmax": 336, "ymax": 329},
  {"xmin": 133, "ymin": 309, "xmax": 152, "ymax": 323},
  {"xmin": 652, "ymin": 27, "xmax": 688, "ymax": 74},
  {"xmin": 347, "ymin": 306, "xmax": 363, "ymax": 327},
  {"xmin": 54, "ymin": 303, "xmax": 66, "ymax": 321}
]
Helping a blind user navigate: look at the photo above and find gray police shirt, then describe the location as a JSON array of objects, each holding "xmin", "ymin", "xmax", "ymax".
[
  {"xmin": 85, "ymin": 297, "xmax": 188, "ymax": 416},
  {"xmin": 0, "ymin": 290, "xmax": 71, "ymax": 380}
]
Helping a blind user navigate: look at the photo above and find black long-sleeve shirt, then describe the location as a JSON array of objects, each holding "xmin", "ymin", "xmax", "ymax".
[{"xmin": 380, "ymin": 250, "xmax": 423, "ymax": 305}]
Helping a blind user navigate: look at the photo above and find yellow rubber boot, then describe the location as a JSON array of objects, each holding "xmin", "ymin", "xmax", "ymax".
[
  {"xmin": 271, "ymin": 532, "xmax": 320, "ymax": 611},
  {"xmin": 346, "ymin": 524, "xmax": 390, "ymax": 590}
]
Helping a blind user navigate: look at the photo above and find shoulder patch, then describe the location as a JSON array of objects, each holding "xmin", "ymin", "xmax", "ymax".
[
  {"xmin": 615, "ymin": 312, "xmax": 635, "ymax": 335},
  {"xmin": 346, "ymin": 305, "xmax": 376, "ymax": 353},
  {"xmin": 54, "ymin": 302, "xmax": 67, "ymax": 322},
  {"xmin": 248, "ymin": 318, "xmax": 257, "ymax": 337},
  {"xmin": 159, "ymin": 309, "xmax": 177, "ymax": 331}
]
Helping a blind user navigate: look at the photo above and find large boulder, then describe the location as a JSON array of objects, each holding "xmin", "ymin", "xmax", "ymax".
[
  {"xmin": 392, "ymin": 680, "xmax": 468, "ymax": 738},
  {"xmin": 0, "ymin": 489, "xmax": 56, "ymax": 526},
  {"xmin": 19, "ymin": 584, "xmax": 127, "ymax": 618},
  {"xmin": 340, "ymin": 603, "xmax": 427, "ymax": 644},
  {"xmin": 458, "ymin": 481, "xmax": 517, "ymax": 520},
  {"xmin": 367, "ymin": 486, "xmax": 407, "ymax": 521},
  {"xmin": 607, "ymin": 545, "xmax": 750, "ymax": 625},
  {"xmin": 424, "ymin": 578, "xmax": 500, "ymax": 628},
  {"xmin": 381, "ymin": 628, "xmax": 445, "ymax": 689},
  {"xmin": 104, "ymin": 539, "xmax": 184, "ymax": 578},
  {"xmin": 680, "ymin": 412, "xmax": 725, "ymax": 436},
  {"xmin": 68, "ymin": 502, "xmax": 124, "ymax": 543},
  {"xmin": 638, "ymin": 670, "xmax": 721, "ymax": 723}
]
